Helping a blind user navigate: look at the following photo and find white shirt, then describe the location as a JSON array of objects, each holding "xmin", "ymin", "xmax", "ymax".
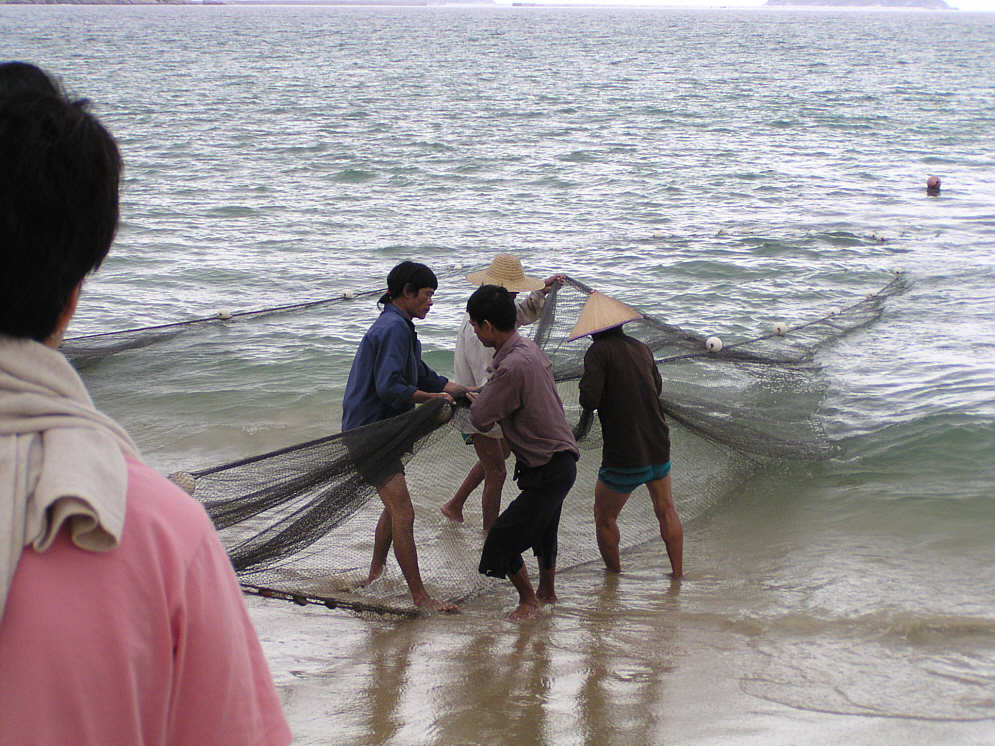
[{"xmin": 453, "ymin": 289, "xmax": 545, "ymax": 387}]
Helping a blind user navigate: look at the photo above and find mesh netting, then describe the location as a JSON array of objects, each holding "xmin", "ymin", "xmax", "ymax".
[
  {"xmin": 60, "ymin": 287, "xmax": 387, "ymax": 369},
  {"xmin": 70, "ymin": 273, "xmax": 907, "ymax": 616}
]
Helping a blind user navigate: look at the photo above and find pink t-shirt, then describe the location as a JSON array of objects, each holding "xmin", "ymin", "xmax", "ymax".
[{"xmin": 0, "ymin": 455, "xmax": 291, "ymax": 746}]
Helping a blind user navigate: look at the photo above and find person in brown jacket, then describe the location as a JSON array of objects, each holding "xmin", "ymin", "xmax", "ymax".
[{"xmin": 571, "ymin": 291, "xmax": 683, "ymax": 578}]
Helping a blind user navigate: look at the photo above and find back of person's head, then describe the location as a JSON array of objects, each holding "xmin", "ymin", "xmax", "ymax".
[
  {"xmin": 379, "ymin": 261, "xmax": 438, "ymax": 306},
  {"xmin": 466, "ymin": 284, "xmax": 517, "ymax": 332},
  {"xmin": 0, "ymin": 69, "xmax": 121, "ymax": 342},
  {"xmin": 0, "ymin": 61, "xmax": 60, "ymax": 97},
  {"xmin": 591, "ymin": 325, "xmax": 624, "ymax": 341}
]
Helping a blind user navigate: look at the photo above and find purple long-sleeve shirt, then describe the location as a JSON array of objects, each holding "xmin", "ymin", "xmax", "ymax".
[{"xmin": 469, "ymin": 331, "xmax": 578, "ymax": 468}]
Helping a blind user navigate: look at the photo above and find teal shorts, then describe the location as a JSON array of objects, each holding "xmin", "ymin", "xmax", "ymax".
[{"xmin": 598, "ymin": 462, "xmax": 671, "ymax": 494}]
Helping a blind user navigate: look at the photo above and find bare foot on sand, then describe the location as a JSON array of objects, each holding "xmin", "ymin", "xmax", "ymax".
[
  {"xmin": 440, "ymin": 501, "xmax": 464, "ymax": 523},
  {"xmin": 359, "ymin": 562, "xmax": 386, "ymax": 588},
  {"xmin": 506, "ymin": 601, "xmax": 539, "ymax": 621},
  {"xmin": 415, "ymin": 595, "xmax": 459, "ymax": 614}
]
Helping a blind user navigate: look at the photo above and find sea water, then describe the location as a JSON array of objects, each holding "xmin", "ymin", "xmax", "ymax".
[{"xmin": 3, "ymin": 4, "xmax": 994, "ymax": 743}]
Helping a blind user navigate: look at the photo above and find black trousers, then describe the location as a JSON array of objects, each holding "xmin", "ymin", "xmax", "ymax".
[{"xmin": 478, "ymin": 451, "xmax": 577, "ymax": 580}]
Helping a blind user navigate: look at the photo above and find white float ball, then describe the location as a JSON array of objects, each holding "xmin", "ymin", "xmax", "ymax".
[
  {"xmin": 705, "ymin": 336, "xmax": 723, "ymax": 352},
  {"xmin": 342, "ymin": 289, "xmax": 355, "ymax": 300},
  {"xmin": 217, "ymin": 309, "xmax": 232, "ymax": 320},
  {"xmin": 829, "ymin": 306, "xmax": 842, "ymax": 317},
  {"xmin": 167, "ymin": 471, "xmax": 196, "ymax": 495},
  {"xmin": 773, "ymin": 322, "xmax": 787, "ymax": 336}
]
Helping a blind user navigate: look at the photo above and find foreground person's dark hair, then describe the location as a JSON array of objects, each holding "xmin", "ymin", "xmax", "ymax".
[{"xmin": 0, "ymin": 66, "xmax": 121, "ymax": 341}]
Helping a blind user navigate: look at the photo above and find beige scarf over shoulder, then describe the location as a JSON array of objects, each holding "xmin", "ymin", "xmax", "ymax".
[{"xmin": 0, "ymin": 336, "xmax": 139, "ymax": 621}]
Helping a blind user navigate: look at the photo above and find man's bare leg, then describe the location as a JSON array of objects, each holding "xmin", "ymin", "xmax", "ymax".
[
  {"xmin": 441, "ymin": 461, "xmax": 482, "ymax": 523},
  {"xmin": 442, "ymin": 436, "xmax": 509, "ymax": 531},
  {"xmin": 648, "ymin": 475, "xmax": 683, "ymax": 578},
  {"xmin": 378, "ymin": 474, "xmax": 458, "ymax": 613},
  {"xmin": 535, "ymin": 564, "xmax": 557, "ymax": 604},
  {"xmin": 507, "ymin": 564, "xmax": 539, "ymax": 621},
  {"xmin": 364, "ymin": 507, "xmax": 392, "ymax": 585},
  {"xmin": 478, "ymin": 437, "xmax": 509, "ymax": 532},
  {"xmin": 594, "ymin": 480, "xmax": 630, "ymax": 573}
]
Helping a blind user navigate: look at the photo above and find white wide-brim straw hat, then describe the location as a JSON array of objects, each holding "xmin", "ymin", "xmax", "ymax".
[
  {"xmin": 567, "ymin": 290, "xmax": 644, "ymax": 342},
  {"xmin": 466, "ymin": 254, "xmax": 546, "ymax": 292}
]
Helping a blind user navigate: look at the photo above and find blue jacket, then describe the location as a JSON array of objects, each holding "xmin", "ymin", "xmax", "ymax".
[{"xmin": 341, "ymin": 303, "xmax": 448, "ymax": 431}]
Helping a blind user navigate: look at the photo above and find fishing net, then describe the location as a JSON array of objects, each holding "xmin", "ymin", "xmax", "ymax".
[
  {"xmin": 60, "ymin": 287, "xmax": 387, "ymax": 369},
  {"xmin": 69, "ymin": 272, "xmax": 907, "ymax": 616}
]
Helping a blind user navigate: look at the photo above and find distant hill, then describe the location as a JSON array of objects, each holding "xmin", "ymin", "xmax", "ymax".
[{"xmin": 766, "ymin": 0, "xmax": 952, "ymax": 8}]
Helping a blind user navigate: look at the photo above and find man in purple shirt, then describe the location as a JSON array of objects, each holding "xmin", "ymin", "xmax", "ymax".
[
  {"xmin": 343, "ymin": 261, "xmax": 469, "ymax": 613},
  {"xmin": 467, "ymin": 285, "xmax": 578, "ymax": 620}
]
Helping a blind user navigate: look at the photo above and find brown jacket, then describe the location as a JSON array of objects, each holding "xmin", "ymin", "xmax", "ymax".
[{"xmin": 579, "ymin": 328, "xmax": 671, "ymax": 469}]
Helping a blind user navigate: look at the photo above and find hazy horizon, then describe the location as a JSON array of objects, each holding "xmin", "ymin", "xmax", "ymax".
[
  {"xmin": 486, "ymin": 0, "xmax": 994, "ymax": 11},
  {"xmin": 221, "ymin": 0, "xmax": 995, "ymax": 13}
]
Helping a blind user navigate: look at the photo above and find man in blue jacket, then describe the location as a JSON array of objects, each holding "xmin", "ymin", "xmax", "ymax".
[{"xmin": 343, "ymin": 261, "xmax": 469, "ymax": 613}]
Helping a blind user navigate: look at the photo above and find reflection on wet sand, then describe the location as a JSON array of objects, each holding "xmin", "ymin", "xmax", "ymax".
[
  {"xmin": 578, "ymin": 572, "xmax": 683, "ymax": 744},
  {"xmin": 312, "ymin": 562, "xmax": 687, "ymax": 744}
]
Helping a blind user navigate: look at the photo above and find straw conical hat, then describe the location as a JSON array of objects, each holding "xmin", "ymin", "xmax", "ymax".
[
  {"xmin": 567, "ymin": 290, "xmax": 643, "ymax": 341},
  {"xmin": 466, "ymin": 254, "xmax": 545, "ymax": 292}
]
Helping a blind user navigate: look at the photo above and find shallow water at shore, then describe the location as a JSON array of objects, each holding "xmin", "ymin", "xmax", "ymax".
[{"xmin": 247, "ymin": 471, "xmax": 995, "ymax": 743}]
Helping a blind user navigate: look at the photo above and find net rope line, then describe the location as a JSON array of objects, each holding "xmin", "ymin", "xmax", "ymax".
[
  {"xmin": 552, "ymin": 273, "xmax": 906, "ymax": 367},
  {"xmin": 62, "ymin": 269, "xmax": 906, "ymax": 369},
  {"xmin": 62, "ymin": 267, "xmax": 469, "ymax": 345},
  {"xmin": 653, "ymin": 274, "xmax": 906, "ymax": 365},
  {"xmin": 63, "ymin": 287, "xmax": 383, "ymax": 341},
  {"xmin": 127, "ymin": 272, "xmax": 909, "ymax": 616}
]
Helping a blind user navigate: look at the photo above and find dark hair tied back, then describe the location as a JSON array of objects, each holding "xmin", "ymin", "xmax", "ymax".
[{"xmin": 378, "ymin": 261, "xmax": 438, "ymax": 307}]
